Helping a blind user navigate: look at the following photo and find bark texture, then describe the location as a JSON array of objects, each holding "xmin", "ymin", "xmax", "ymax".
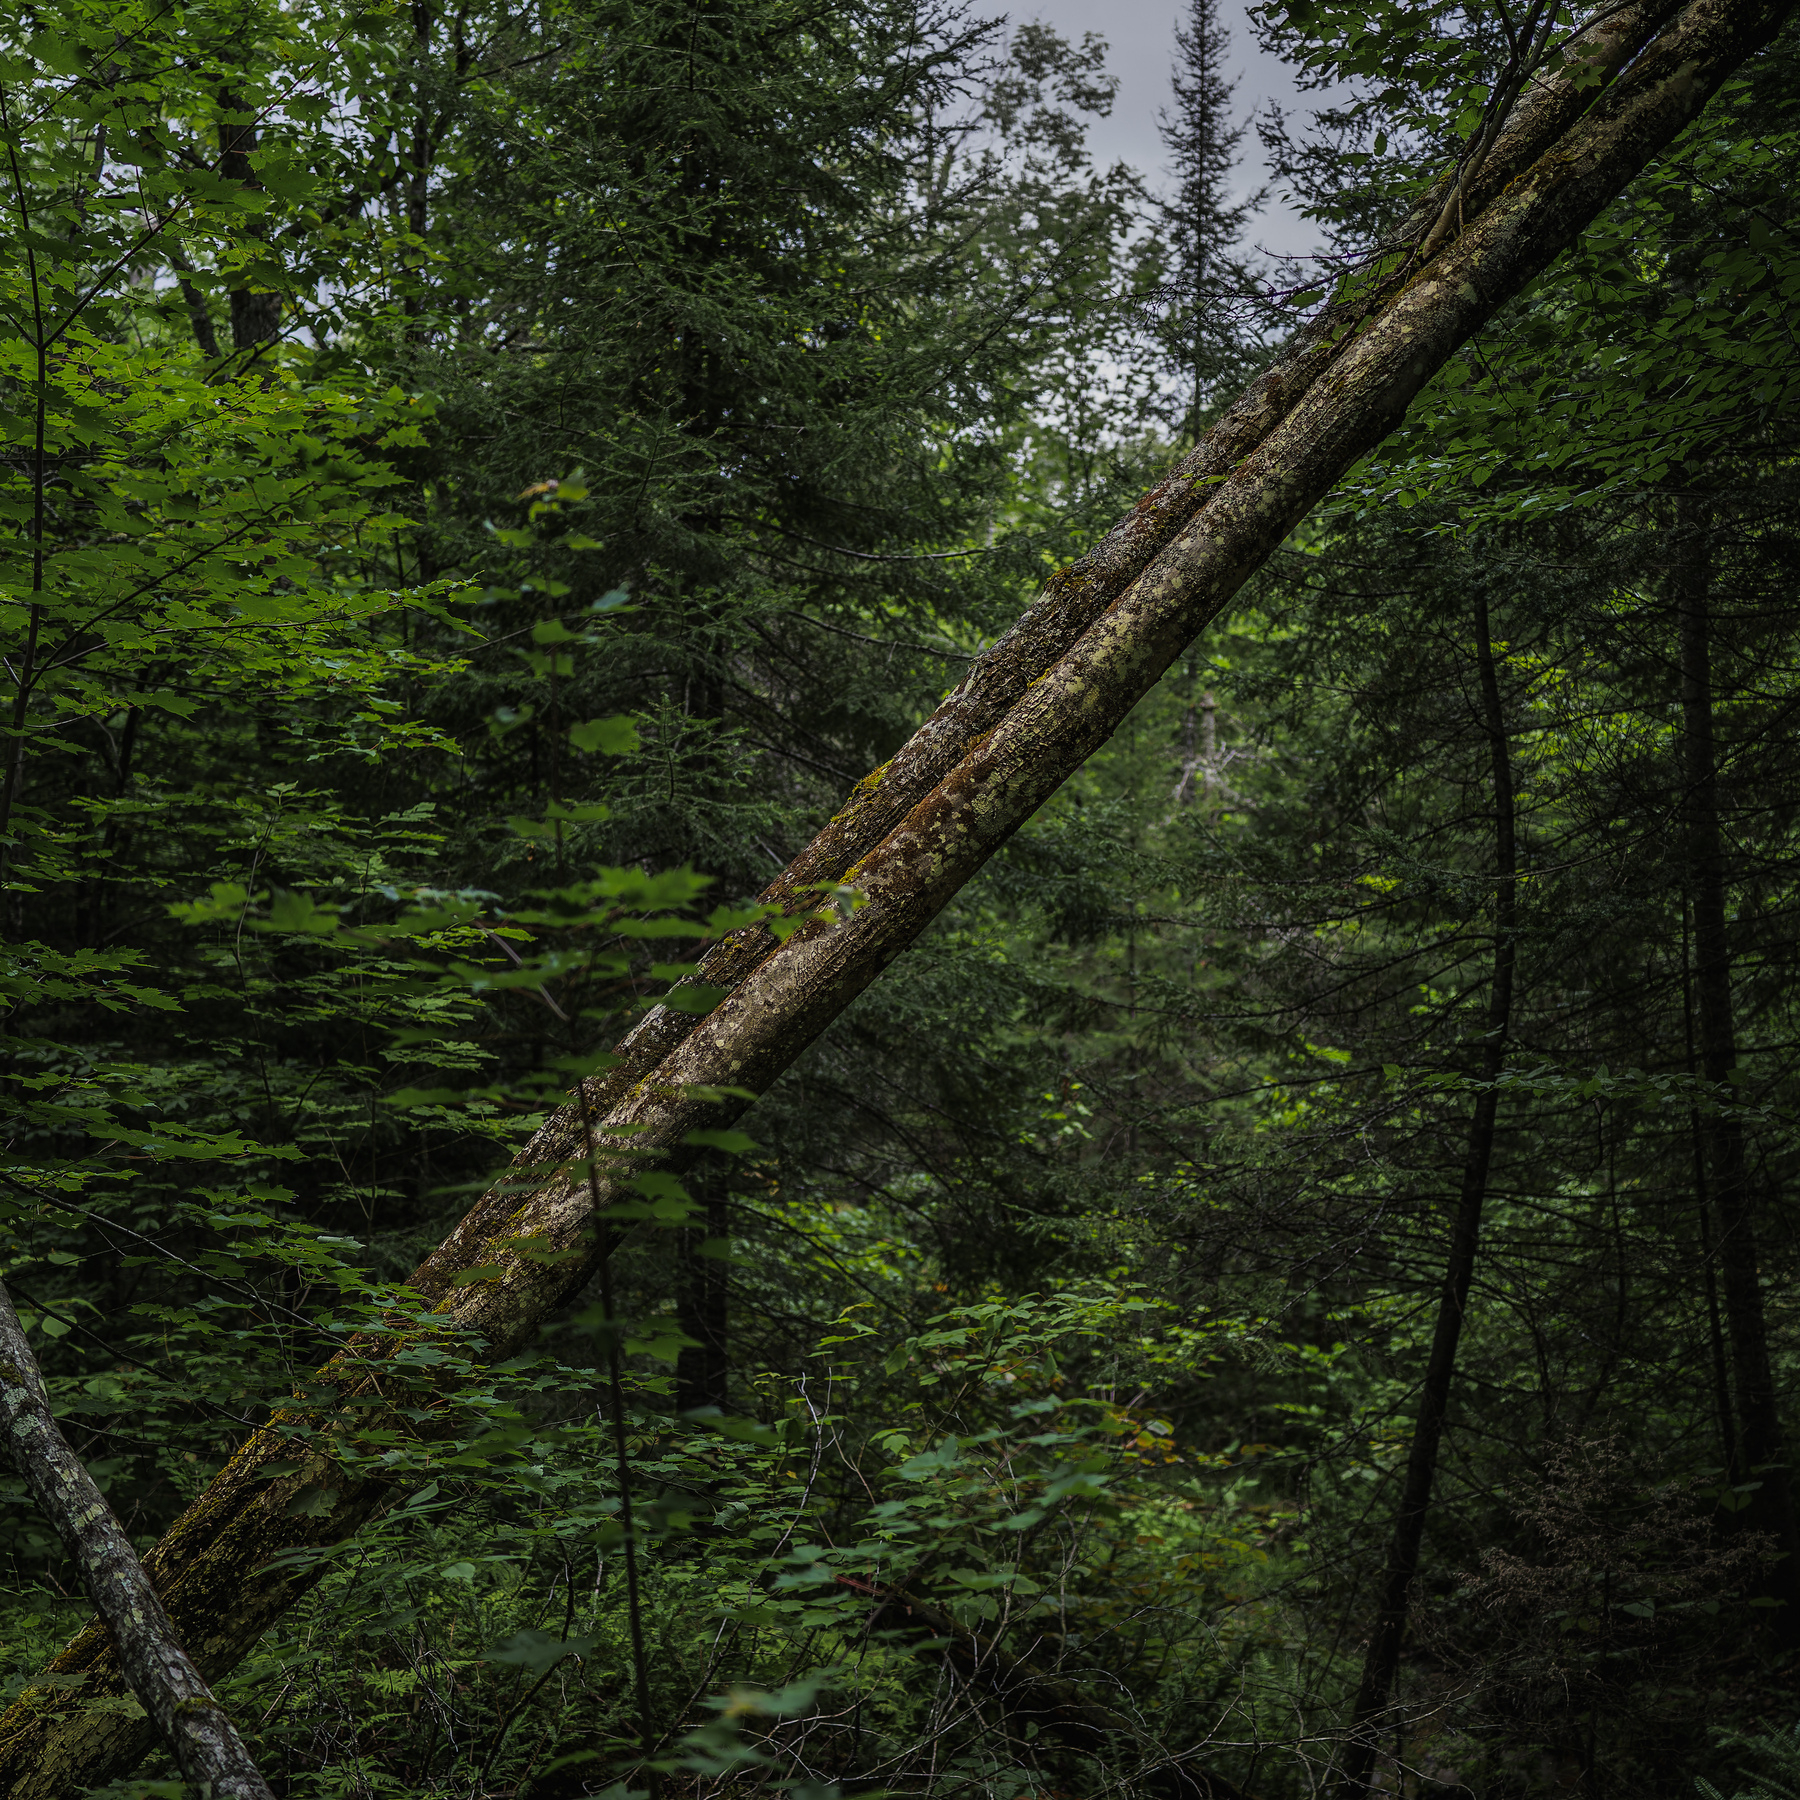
[
  {"xmin": 0, "ymin": 0, "xmax": 1787, "ymax": 1788},
  {"xmin": 0, "ymin": 1281, "xmax": 275, "ymax": 1799},
  {"xmin": 1685, "ymin": 904, "xmax": 1744, "ymax": 1484},
  {"xmin": 1674, "ymin": 502, "xmax": 1800, "ymax": 1633},
  {"xmin": 1335, "ymin": 592, "xmax": 1517, "ymax": 1797}
]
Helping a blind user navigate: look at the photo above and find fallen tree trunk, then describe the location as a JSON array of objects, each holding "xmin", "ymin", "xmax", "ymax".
[
  {"xmin": 0, "ymin": 0, "xmax": 1786, "ymax": 1788},
  {"xmin": 0, "ymin": 1281, "xmax": 276, "ymax": 1799}
]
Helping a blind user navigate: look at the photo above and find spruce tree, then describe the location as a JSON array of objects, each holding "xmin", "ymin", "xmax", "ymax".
[{"xmin": 1157, "ymin": 0, "xmax": 1259, "ymax": 439}]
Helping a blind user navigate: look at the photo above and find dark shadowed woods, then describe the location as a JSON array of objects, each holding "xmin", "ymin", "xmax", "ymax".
[{"xmin": 6, "ymin": 1, "xmax": 1800, "ymax": 1796}]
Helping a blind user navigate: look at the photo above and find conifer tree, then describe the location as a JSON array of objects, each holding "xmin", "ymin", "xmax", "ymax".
[
  {"xmin": 9, "ymin": 0, "xmax": 1800, "ymax": 1795},
  {"xmin": 1157, "ymin": 0, "xmax": 1259, "ymax": 438}
]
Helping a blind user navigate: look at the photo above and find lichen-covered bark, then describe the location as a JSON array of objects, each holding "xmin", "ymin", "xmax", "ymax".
[
  {"xmin": 0, "ymin": 1281, "xmax": 276, "ymax": 1799},
  {"xmin": 0, "ymin": 0, "xmax": 1784, "ymax": 1788}
]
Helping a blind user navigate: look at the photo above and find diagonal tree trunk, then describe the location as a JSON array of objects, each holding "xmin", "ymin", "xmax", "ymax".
[
  {"xmin": 1334, "ymin": 591, "xmax": 1517, "ymax": 1798},
  {"xmin": 0, "ymin": 0, "xmax": 1786, "ymax": 1788},
  {"xmin": 0, "ymin": 1281, "xmax": 275, "ymax": 1799},
  {"xmin": 1673, "ymin": 497, "xmax": 1800, "ymax": 1635},
  {"xmin": 409, "ymin": 0, "xmax": 1681, "ymax": 1307}
]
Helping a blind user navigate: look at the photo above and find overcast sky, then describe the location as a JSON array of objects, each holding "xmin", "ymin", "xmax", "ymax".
[{"xmin": 1012, "ymin": 0, "xmax": 1326, "ymax": 259}]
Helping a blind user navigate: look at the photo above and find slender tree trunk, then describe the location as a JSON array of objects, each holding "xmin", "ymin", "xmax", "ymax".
[
  {"xmin": 1173, "ymin": 684, "xmax": 1218, "ymax": 812},
  {"xmin": 403, "ymin": 0, "xmax": 433, "ymax": 339},
  {"xmin": 1176, "ymin": 665, "xmax": 1200, "ymax": 807},
  {"xmin": 83, "ymin": 704, "xmax": 140, "ymax": 949},
  {"xmin": 676, "ymin": 1172, "xmax": 730, "ymax": 1415},
  {"xmin": 0, "ymin": 601, "xmax": 39, "ymax": 889},
  {"xmin": 139, "ymin": 114, "xmax": 222, "ymax": 355},
  {"xmin": 1674, "ymin": 499, "xmax": 1800, "ymax": 1636},
  {"xmin": 0, "ymin": 1282, "xmax": 275, "ymax": 1799},
  {"xmin": 1335, "ymin": 589, "xmax": 1517, "ymax": 1798},
  {"xmin": 168, "ymin": 251, "xmax": 222, "ymax": 357},
  {"xmin": 1685, "ymin": 904, "xmax": 1743, "ymax": 1485},
  {"xmin": 0, "ymin": 1, "xmax": 1780, "ymax": 1787}
]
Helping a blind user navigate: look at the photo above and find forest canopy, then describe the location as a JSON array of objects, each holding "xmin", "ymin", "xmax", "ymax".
[{"xmin": 3, "ymin": 0, "xmax": 1800, "ymax": 1796}]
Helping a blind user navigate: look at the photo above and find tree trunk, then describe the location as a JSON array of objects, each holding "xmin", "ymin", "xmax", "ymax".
[
  {"xmin": 1335, "ymin": 588, "xmax": 1518, "ymax": 1798},
  {"xmin": 403, "ymin": 0, "xmax": 434, "ymax": 339},
  {"xmin": 218, "ymin": 92, "xmax": 280, "ymax": 352},
  {"xmin": 0, "ymin": 1281, "xmax": 275, "ymax": 1799},
  {"xmin": 676, "ymin": 1174, "xmax": 731, "ymax": 1415},
  {"xmin": 1674, "ymin": 498, "xmax": 1800, "ymax": 1636},
  {"xmin": 1686, "ymin": 905, "xmax": 1744, "ymax": 1485},
  {"xmin": 0, "ymin": 0, "xmax": 1783, "ymax": 1787},
  {"xmin": 411, "ymin": 0, "xmax": 1685, "ymax": 1286},
  {"xmin": 169, "ymin": 251, "xmax": 222, "ymax": 357}
]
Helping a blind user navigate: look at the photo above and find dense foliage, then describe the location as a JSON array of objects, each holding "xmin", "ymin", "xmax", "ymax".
[{"xmin": 5, "ymin": 0, "xmax": 1800, "ymax": 1796}]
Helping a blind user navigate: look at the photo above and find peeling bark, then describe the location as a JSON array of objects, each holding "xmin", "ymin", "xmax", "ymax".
[
  {"xmin": 0, "ymin": 0, "xmax": 1788, "ymax": 1787},
  {"xmin": 0, "ymin": 1281, "xmax": 275, "ymax": 1799}
]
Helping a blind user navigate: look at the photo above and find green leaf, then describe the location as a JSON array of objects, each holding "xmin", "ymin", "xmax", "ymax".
[
  {"xmin": 451, "ymin": 1264, "xmax": 506, "ymax": 1287},
  {"xmin": 686, "ymin": 1408, "xmax": 781, "ymax": 1448},
  {"xmin": 569, "ymin": 715, "xmax": 639, "ymax": 755},
  {"xmin": 627, "ymin": 1320, "xmax": 699, "ymax": 1362},
  {"xmin": 683, "ymin": 1129, "xmax": 759, "ymax": 1152},
  {"xmin": 262, "ymin": 890, "xmax": 341, "ymax": 935},
  {"xmin": 167, "ymin": 881, "xmax": 256, "ymax": 925},
  {"xmin": 284, "ymin": 1484, "xmax": 338, "ymax": 1519}
]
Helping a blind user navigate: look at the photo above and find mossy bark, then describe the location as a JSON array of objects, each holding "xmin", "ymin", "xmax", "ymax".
[
  {"xmin": 394, "ymin": 0, "xmax": 1682, "ymax": 1311},
  {"xmin": 0, "ymin": 0, "xmax": 1786, "ymax": 1788}
]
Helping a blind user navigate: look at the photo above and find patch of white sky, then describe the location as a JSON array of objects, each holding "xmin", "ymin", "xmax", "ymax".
[{"xmin": 1014, "ymin": 0, "xmax": 1332, "ymax": 264}]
